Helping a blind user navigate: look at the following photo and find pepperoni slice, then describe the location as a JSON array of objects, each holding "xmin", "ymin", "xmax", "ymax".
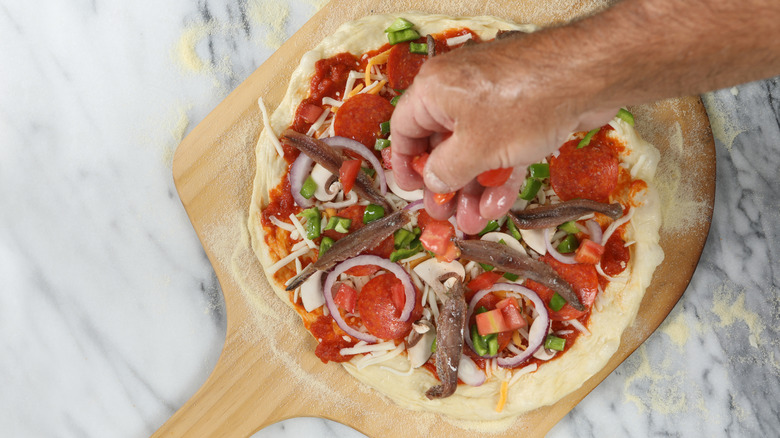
[
  {"xmin": 386, "ymin": 41, "xmax": 428, "ymax": 90},
  {"xmin": 601, "ymin": 230, "xmax": 630, "ymax": 277},
  {"xmin": 357, "ymin": 273, "xmax": 422, "ymax": 340},
  {"xmin": 525, "ymin": 255, "xmax": 599, "ymax": 321},
  {"xmin": 549, "ymin": 130, "xmax": 620, "ymax": 203},
  {"xmin": 333, "ymin": 93, "xmax": 395, "ymax": 148}
]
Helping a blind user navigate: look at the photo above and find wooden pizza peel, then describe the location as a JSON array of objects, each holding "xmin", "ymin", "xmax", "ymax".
[{"xmin": 153, "ymin": 1, "xmax": 716, "ymax": 436}]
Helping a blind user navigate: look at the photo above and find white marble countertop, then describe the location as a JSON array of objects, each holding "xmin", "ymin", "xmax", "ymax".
[{"xmin": 2, "ymin": 1, "xmax": 778, "ymax": 437}]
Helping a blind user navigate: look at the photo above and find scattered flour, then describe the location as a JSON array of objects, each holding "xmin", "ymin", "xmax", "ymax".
[
  {"xmin": 658, "ymin": 307, "xmax": 690, "ymax": 350},
  {"xmin": 711, "ymin": 283, "xmax": 765, "ymax": 349},
  {"xmin": 175, "ymin": 22, "xmax": 217, "ymax": 73},
  {"xmin": 248, "ymin": 0, "xmax": 291, "ymax": 49},
  {"xmin": 622, "ymin": 346, "xmax": 692, "ymax": 415}
]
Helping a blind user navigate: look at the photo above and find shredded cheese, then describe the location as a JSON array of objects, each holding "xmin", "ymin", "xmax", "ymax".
[
  {"xmin": 508, "ymin": 363, "xmax": 538, "ymax": 386},
  {"xmin": 446, "ymin": 33, "xmax": 473, "ymax": 46},
  {"xmin": 291, "ymin": 240, "xmax": 309, "ymax": 252},
  {"xmin": 269, "ymin": 215, "xmax": 296, "ymax": 232},
  {"xmin": 292, "ymin": 258, "xmax": 302, "ymax": 303},
  {"xmin": 346, "ymin": 83, "xmax": 364, "ymax": 99},
  {"xmin": 340, "ymin": 341, "xmax": 397, "ymax": 355},
  {"xmin": 355, "ymin": 343, "xmax": 405, "ymax": 370},
  {"xmin": 306, "ymin": 107, "xmax": 331, "ymax": 137},
  {"xmin": 258, "ymin": 97, "xmax": 285, "ymax": 158},
  {"xmin": 364, "ymin": 48, "xmax": 392, "ymax": 86},
  {"xmin": 565, "ymin": 319, "xmax": 592, "ymax": 336},
  {"xmin": 380, "ymin": 364, "xmax": 415, "ymax": 376},
  {"xmin": 495, "ymin": 380, "xmax": 509, "ymax": 412},
  {"xmin": 288, "ymin": 213, "xmax": 317, "ymax": 249},
  {"xmin": 506, "ymin": 343, "xmax": 524, "ymax": 355},
  {"xmin": 321, "ymin": 97, "xmax": 342, "ymax": 107},
  {"xmin": 267, "ymin": 246, "xmax": 310, "ymax": 275},
  {"xmin": 361, "ymin": 79, "xmax": 386, "ymax": 95}
]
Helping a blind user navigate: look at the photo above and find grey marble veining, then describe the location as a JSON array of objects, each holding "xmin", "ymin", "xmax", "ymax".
[{"xmin": 1, "ymin": 1, "xmax": 778, "ymax": 437}]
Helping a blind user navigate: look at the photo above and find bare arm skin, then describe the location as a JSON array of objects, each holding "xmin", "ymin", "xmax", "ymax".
[{"xmin": 390, "ymin": 0, "xmax": 780, "ymax": 234}]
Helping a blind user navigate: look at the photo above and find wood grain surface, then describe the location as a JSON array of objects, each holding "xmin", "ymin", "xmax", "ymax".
[{"xmin": 154, "ymin": 1, "xmax": 716, "ymax": 437}]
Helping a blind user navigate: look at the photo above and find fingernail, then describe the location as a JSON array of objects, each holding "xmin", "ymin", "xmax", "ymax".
[{"xmin": 424, "ymin": 165, "xmax": 452, "ymax": 194}]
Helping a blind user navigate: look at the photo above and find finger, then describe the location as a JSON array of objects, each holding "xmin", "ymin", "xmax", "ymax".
[
  {"xmin": 391, "ymin": 151, "xmax": 424, "ymax": 190},
  {"xmin": 456, "ymin": 180, "xmax": 488, "ymax": 235},
  {"xmin": 423, "ymin": 188, "xmax": 456, "ymax": 220},
  {"xmin": 389, "ymin": 86, "xmax": 451, "ymax": 157},
  {"xmin": 424, "ymin": 132, "xmax": 502, "ymax": 194},
  {"xmin": 479, "ymin": 166, "xmax": 527, "ymax": 220}
]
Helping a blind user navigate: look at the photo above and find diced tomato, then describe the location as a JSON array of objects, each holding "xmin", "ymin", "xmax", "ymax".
[
  {"xmin": 334, "ymin": 283, "xmax": 358, "ymax": 313},
  {"xmin": 467, "ymin": 272, "xmax": 502, "ymax": 292},
  {"xmin": 299, "ymin": 103, "xmax": 324, "ymax": 124},
  {"xmin": 575, "ymin": 239, "xmax": 605, "ymax": 264},
  {"xmin": 416, "ymin": 210, "xmax": 434, "ymax": 231},
  {"xmin": 432, "ymin": 191, "xmax": 456, "ymax": 204},
  {"xmin": 344, "ymin": 264, "xmax": 381, "ymax": 277},
  {"xmin": 411, "ymin": 152, "xmax": 429, "ymax": 177},
  {"xmin": 339, "ymin": 159, "xmax": 361, "ymax": 193},
  {"xmin": 496, "ymin": 298, "xmax": 527, "ymax": 330},
  {"xmin": 420, "ymin": 221, "xmax": 460, "ymax": 262},
  {"xmin": 476, "ymin": 167, "xmax": 513, "ymax": 187},
  {"xmin": 476, "ymin": 308, "xmax": 510, "ymax": 335},
  {"xmin": 381, "ymin": 147, "xmax": 393, "ymax": 169},
  {"xmin": 496, "ymin": 297, "xmax": 520, "ymax": 311}
]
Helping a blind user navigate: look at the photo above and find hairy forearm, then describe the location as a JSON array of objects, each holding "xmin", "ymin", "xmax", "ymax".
[{"xmin": 550, "ymin": 0, "xmax": 780, "ymax": 112}]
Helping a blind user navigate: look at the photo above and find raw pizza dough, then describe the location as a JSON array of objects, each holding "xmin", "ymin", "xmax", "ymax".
[{"xmin": 248, "ymin": 12, "xmax": 664, "ymax": 421}]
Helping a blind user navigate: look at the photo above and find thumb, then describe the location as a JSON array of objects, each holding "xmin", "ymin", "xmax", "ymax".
[{"xmin": 423, "ymin": 132, "xmax": 503, "ymax": 193}]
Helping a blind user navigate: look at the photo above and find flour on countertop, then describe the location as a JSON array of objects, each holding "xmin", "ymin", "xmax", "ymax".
[
  {"xmin": 658, "ymin": 306, "xmax": 690, "ymax": 350},
  {"xmin": 712, "ymin": 283, "xmax": 765, "ymax": 349},
  {"xmin": 248, "ymin": 0, "xmax": 291, "ymax": 49}
]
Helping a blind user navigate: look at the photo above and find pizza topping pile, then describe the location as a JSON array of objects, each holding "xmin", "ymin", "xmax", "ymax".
[{"xmin": 259, "ymin": 17, "xmax": 648, "ymax": 407}]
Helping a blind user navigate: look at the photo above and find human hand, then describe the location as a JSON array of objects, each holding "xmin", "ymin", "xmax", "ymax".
[{"xmin": 390, "ymin": 34, "xmax": 617, "ymax": 234}]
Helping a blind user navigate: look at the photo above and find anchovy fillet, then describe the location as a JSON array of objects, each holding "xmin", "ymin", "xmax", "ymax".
[
  {"xmin": 281, "ymin": 130, "xmax": 392, "ymax": 211},
  {"xmin": 510, "ymin": 199, "xmax": 623, "ymax": 229},
  {"xmin": 426, "ymin": 278, "xmax": 467, "ymax": 399},
  {"xmin": 454, "ymin": 239, "xmax": 584, "ymax": 311},
  {"xmin": 284, "ymin": 210, "xmax": 410, "ymax": 291}
]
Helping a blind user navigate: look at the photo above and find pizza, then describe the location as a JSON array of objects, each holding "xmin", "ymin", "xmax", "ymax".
[{"xmin": 248, "ymin": 12, "xmax": 664, "ymax": 421}]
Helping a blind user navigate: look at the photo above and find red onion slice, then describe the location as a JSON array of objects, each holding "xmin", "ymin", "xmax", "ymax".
[
  {"xmin": 585, "ymin": 219, "xmax": 603, "ymax": 243},
  {"xmin": 322, "ymin": 136, "xmax": 387, "ymax": 195},
  {"xmin": 289, "ymin": 153, "xmax": 315, "ymax": 208},
  {"xmin": 323, "ymin": 255, "xmax": 417, "ymax": 343},
  {"xmin": 464, "ymin": 283, "xmax": 549, "ymax": 367},
  {"xmin": 404, "ymin": 200, "xmax": 424, "ymax": 211},
  {"xmin": 480, "ymin": 283, "xmax": 550, "ymax": 368},
  {"xmin": 544, "ymin": 227, "xmax": 577, "ymax": 264},
  {"xmin": 464, "ymin": 288, "xmax": 499, "ymax": 358}
]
